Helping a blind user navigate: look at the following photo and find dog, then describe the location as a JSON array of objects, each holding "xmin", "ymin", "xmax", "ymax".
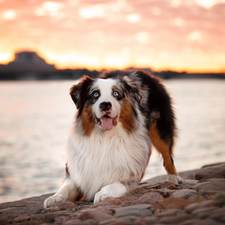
[{"xmin": 44, "ymin": 70, "xmax": 182, "ymax": 208}]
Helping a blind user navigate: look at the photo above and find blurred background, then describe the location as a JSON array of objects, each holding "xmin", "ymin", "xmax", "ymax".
[{"xmin": 0, "ymin": 0, "xmax": 225, "ymax": 203}]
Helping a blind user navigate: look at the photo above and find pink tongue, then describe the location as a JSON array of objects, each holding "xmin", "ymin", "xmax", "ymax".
[{"xmin": 101, "ymin": 117, "xmax": 113, "ymax": 130}]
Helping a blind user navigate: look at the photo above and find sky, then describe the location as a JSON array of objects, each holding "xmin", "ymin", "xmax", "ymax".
[{"xmin": 0, "ymin": 0, "xmax": 225, "ymax": 72}]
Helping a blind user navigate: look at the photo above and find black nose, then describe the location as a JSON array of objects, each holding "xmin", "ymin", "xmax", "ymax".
[{"xmin": 99, "ymin": 101, "xmax": 112, "ymax": 111}]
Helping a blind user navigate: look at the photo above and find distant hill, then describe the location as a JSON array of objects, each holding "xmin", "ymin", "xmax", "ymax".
[
  {"xmin": 0, "ymin": 51, "xmax": 99, "ymax": 80},
  {"xmin": 0, "ymin": 51, "xmax": 56, "ymax": 72}
]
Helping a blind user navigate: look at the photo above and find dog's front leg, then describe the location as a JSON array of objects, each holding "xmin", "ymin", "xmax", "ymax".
[
  {"xmin": 94, "ymin": 181, "xmax": 127, "ymax": 204},
  {"xmin": 43, "ymin": 178, "xmax": 80, "ymax": 208}
]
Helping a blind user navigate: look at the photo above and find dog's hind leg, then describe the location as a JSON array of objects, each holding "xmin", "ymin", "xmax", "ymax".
[
  {"xmin": 150, "ymin": 121, "xmax": 182, "ymax": 185},
  {"xmin": 43, "ymin": 178, "xmax": 81, "ymax": 208}
]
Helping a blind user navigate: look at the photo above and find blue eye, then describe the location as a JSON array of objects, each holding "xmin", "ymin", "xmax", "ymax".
[
  {"xmin": 94, "ymin": 92, "xmax": 99, "ymax": 98},
  {"xmin": 113, "ymin": 91, "xmax": 119, "ymax": 97}
]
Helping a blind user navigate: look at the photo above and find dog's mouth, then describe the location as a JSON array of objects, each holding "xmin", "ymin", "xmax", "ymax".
[{"xmin": 96, "ymin": 115, "xmax": 118, "ymax": 130}]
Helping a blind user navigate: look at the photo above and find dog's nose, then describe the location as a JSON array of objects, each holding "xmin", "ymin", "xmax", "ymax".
[{"xmin": 99, "ymin": 101, "xmax": 112, "ymax": 111}]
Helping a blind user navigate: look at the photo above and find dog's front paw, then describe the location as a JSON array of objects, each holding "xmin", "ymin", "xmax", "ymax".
[
  {"xmin": 94, "ymin": 190, "xmax": 109, "ymax": 205},
  {"xmin": 167, "ymin": 174, "xmax": 183, "ymax": 185},
  {"xmin": 43, "ymin": 194, "xmax": 64, "ymax": 209},
  {"xmin": 94, "ymin": 182, "xmax": 127, "ymax": 205}
]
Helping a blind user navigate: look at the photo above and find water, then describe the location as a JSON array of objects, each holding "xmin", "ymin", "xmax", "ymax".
[{"xmin": 0, "ymin": 80, "xmax": 225, "ymax": 203}]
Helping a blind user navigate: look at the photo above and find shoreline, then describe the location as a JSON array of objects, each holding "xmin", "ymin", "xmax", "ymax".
[{"xmin": 0, "ymin": 162, "xmax": 225, "ymax": 225}]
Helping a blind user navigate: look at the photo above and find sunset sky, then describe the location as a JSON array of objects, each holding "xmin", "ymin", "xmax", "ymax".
[{"xmin": 0, "ymin": 0, "xmax": 225, "ymax": 72}]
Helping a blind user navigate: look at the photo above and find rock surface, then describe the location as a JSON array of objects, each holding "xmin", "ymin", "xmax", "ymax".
[{"xmin": 0, "ymin": 162, "xmax": 225, "ymax": 225}]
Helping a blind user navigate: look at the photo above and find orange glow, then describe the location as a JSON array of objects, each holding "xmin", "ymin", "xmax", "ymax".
[{"xmin": 0, "ymin": 0, "xmax": 225, "ymax": 73}]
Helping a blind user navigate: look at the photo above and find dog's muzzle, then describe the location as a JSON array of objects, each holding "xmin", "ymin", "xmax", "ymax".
[{"xmin": 96, "ymin": 101, "xmax": 118, "ymax": 130}]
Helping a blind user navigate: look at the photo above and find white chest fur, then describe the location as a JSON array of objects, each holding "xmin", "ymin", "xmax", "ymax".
[{"xmin": 66, "ymin": 122, "xmax": 151, "ymax": 200}]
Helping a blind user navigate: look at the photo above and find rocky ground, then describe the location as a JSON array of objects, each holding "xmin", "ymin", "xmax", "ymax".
[{"xmin": 0, "ymin": 162, "xmax": 225, "ymax": 225}]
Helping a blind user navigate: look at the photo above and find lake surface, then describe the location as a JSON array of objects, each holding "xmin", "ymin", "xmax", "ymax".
[{"xmin": 0, "ymin": 79, "xmax": 225, "ymax": 203}]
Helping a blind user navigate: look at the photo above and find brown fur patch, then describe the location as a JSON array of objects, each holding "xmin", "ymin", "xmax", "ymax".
[
  {"xmin": 150, "ymin": 122, "xmax": 177, "ymax": 175},
  {"xmin": 81, "ymin": 103, "xmax": 95, "ymax": 136},
  {"xmin": 120, "ymin": 99, "xmax": 134, "ymax": 132},
  {"xmin": 68, "ymin": 187, "xmax": 83, "ymax": 202}
]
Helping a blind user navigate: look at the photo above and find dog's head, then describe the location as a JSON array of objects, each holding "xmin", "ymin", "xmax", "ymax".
[{"xmin": 70, "ymin": 73, "xmax": 142, "ymax": 135}]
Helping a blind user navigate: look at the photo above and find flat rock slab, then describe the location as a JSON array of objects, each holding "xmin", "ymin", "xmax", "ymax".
[
  {"xmin": 112, "ymin": 205, "xmax": 153, "ymax": 217},
  {"xmin": 171, "ymin": 189, "xmax": 197, "ymax": 199},
  {"xmin": 77, "ymin": 210, "xmax": 114, "ymax": 222},
  {"xmin": 194, "ymin": 179, "xmax": 225, "ymax": 192},
  {"xmin": 185, "ymin": 200, "xmax": 222, "ymax": 213},
  {"xmin": 195, "ymin": 163, "xmax": 225, "ymax": 180},
  {"xmin": 154, "ymin": 197, "xmax": 191, "ymax": 210}
]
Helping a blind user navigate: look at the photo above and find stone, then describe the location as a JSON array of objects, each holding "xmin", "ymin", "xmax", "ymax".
[
  {"xmin": 133, "ymin": 216, "xmax": 159, "ymax": 225},
  {"xmin": 208, "ymin": 207, "xmax": 225, "ymax": 223},
  {"xmin": 154, "ymin": 197, "xmax": 191, "ymax": 210},
  {"xmin": 186, "ymin": 193, "xmax": 207, "ymax": 203},
  {"xmin": 88, "ymin": 205, "xmax": 118, "ymax": 215},
  {"xmin": 44, "ymin": 200, "xmax": 77, "ymax": 211},
  {"xmin": 194, "ymin": 179, "xmax": 225, "ymax": 193},
  {"xmin": 195, "ymin": 163, "xmax": 225, "ymax": 180},
  {"xmin": 184, "ymin": 218, "xmax": 224, "ymax": 225},
  {"xmin": 112, "ymin": 205, "xmax": 152, "ymax": 217},
  {"xmin": 12, "ymin": 216, "xmax": 30, "ymax": 223},
  {"xmin": 156, "ymin": 209, "xmax": 182, "ymax": 217},
  {"xmin": 132, "ymin": 192, "xmax": 164, "ymax": 205},
  {"xmin": 101, "ymin": 197, "xmax": 122, "ymax": 205},
  {"xmin": 120, "ymin": 201, "xmax": 136, "ymax": 207},
  {"xmin": 0, "ymin": 193, "xmax": 52, "ymax": 223},
  {"xmin": 179, "ymin": 218, "xmax": 225, "ymax": 225},
  {"xmin": 81, "ymin": 219, "xmax": 99, "ymax": 225},
  {"xmin": 171, "ymin": 189, "xmax": 197, "ymax": 199},
  {"xmin": 143, "ymin": 175, "xmax": 168, "ymax": 185},
  {"xmin": 158, "ymin": 212, "xmax": 192, "ymax": 224},
  {"xmin": 158, "ymin": 182, "xmax": 181, "ymax": 189},
  {"xmin": 63, "ymin": 219, "xmax": 83, "ymax": 225},
  {"xmin": 77, "ymin": 210, "xmax": 114, "ymax": 222},
  {"xmin": 30, "ymin": 211, "xmax": 72, "ymax": 224},
  {"xmin": 179, "ymin": 219, "xmax": 203, "ymax": 225},
  {"xmin": 182, "ymin": 179, "xmax": 198, "ymax": 185},
  {"xmin": 167, "ymin": 184, "xmax": 181, "ymax": 190},
  {"xmin": 99, "ymin": 216, "xmax": 137, "ymax": 225},
  {"xmin": 154, "ymin": 188, "xmax": 177, "ymax": 197},
  {"xmin": 185, "ymin": 200, "xmax": 221, "ymax": 213},
  {"xmin": 191, "ymin": 206, "xmax": 219, "ymax": 219},
  {"xmin": 64, "ymin": 219, "xmax": 99, "ymax": 225}
]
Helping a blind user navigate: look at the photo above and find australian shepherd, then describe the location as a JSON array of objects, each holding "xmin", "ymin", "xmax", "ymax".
[{"xmin": 44, "ymin": 70, "xmax": 182, "ymax": 208}]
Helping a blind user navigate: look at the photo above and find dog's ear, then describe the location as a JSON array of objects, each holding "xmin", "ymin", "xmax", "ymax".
[
  {"xmin": 122, "ymin": 76, "xmax": 143, "ymax": 105},
  {"xmin": 70, "ymin": 76, "xmax": 94, "ymax": 110}
]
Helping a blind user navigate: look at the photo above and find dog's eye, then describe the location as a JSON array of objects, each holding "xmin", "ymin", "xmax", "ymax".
[
  {"xmin": 93, "ymin": 92, "xmax": 99, "ymax": 98},
  {"xmin": 113, "ymin": 91, "xmax": 119, "ymax": 97}
]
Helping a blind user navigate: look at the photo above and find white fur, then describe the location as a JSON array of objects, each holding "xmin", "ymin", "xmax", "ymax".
[
  {"xmin": 94, "ymin": 182, "xmax": 127, "ymax": 204},
  {"xmin": 67, "ymin": 120, "xmax": 150, "ymax": 201},
  {"xmin": 167, "ymin": 174, "xmax": 183, "ymax": 185},
  {"xmin": 44, "ymin": 178, "xmax": 77, "ymax": 208}
]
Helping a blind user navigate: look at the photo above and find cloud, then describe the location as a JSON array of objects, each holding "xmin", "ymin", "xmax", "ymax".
[
  {"xmin": 172, "ymin": 18, "xmax": 185, "ymax": 26},
  {"xmin": 187, "ymin": 31, "xmax": 202, "ymax": 41},
  {"xmin": 126, "ymin": 13, "xmax": 140, "ymax": 23},
  {"xmin": 79, "ymin": 5, "xmax": 104, "ymax": 19},
  {"xmin": 195, "ymin": 0, "xmax": 225, "ymax": 8},
  {"xmin": 2, "ymin": 10, "xmax": 16, "ymax": 20},
  {"xmin": 34, "ymin": 1, "xmax": 64, "ymax": 17}
]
